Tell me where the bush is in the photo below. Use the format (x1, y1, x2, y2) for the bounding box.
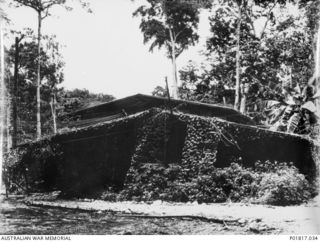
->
(256, 164, 312, 205)
(107, 160, 315, 206)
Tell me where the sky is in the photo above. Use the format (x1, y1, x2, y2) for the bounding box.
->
(3, 0, 210, 98)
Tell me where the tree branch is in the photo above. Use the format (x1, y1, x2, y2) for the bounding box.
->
(14, 0, 39, 10)
(175, 27, 187, 40)
(41, 8, 50, 19)
(224, 5, 238, 19)
(259, 0, 277, 39)
(244, 4, 256, 37)
(43, 1, 61, 10)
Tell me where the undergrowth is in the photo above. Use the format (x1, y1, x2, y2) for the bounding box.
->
(100, 160, 317, 206)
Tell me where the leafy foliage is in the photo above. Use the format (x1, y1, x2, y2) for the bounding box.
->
(179, 1, 315, 126)
(113, 111, 316, 205)
(134, 0, 206, 97)
(6, 36, 65, 141)
(264, 84, 318, 135)
(152, 85, 168, 98)
(133, 0, 201, 58)
(113, 160, 315, 206)
(12, 0, 91, 15)
(5, 34, 114, 143)
(11, 0, 91, 139)
(255, 161, 313, 205)
(58, 88, 115, 116)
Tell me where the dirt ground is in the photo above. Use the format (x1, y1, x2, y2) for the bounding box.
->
(21, 193, 320, 235)
(0, 196, 262, 235)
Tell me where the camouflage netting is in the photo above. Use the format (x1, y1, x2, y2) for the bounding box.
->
(4, 108, 318, 197)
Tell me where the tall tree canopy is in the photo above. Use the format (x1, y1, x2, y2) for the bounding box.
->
(179, 0, 315, 124)
(6, 36, 114, 143)
(6, 35, 65, 141)
(133, 0, 204, 98)
(12, 0, 91, 139)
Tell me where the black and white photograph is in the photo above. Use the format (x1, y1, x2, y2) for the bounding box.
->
(0, 0, 320, 238)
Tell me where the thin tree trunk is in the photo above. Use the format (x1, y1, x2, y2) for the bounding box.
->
(171, 56, 178, 99)
(50, 93, 57, 134)
(3, 37, 11, 151)
(36, 11, 42, 139)
(6, 97, 11, 152)
(234, 3, 242, 111)
(12, 37, 19, 148)
(222, 96, 226, 106)
(240, 93, 246, 114)
(0, 17, 6, 190)
(169, 28, 179, 99)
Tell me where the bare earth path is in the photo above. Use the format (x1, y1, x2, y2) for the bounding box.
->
(22, 194, 320, 235)
(0, 196, 256, 235)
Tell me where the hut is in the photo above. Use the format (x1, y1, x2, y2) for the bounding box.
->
(6, 94, 317, 196)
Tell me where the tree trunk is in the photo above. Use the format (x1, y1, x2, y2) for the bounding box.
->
(169, 28, 179, 99)
(0, 17, 6, 189)
(6, 99, 11, 152)
(240, 94, 246, 114)
(50, 93, 57, 134)
(36, 11, 42, 139)
(171, 56, 178, 99)
(234, 2, 242, 111)
(222, 96, 226, 106)
(12, 37, 19, 148)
